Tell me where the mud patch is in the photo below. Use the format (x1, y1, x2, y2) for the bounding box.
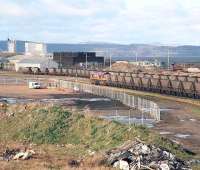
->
(0, 97, 111, 104)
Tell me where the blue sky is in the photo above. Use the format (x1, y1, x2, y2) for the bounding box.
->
(0, 0, 200, 45)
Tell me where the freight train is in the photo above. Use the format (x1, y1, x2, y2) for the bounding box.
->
(23, 68, 200, 99)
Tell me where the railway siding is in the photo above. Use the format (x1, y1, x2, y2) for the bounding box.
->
(22, 67, 200, 102)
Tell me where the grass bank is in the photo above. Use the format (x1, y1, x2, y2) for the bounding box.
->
(0, 104, 194, 159)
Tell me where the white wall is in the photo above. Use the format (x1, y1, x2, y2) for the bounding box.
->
(15, 59, 58, 72)
(15, 63, 40, 71)
(25, 42, 47, 56)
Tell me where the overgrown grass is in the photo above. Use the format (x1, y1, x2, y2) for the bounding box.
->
(0, 104, 195, 159)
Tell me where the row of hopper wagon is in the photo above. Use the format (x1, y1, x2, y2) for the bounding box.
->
(23, 67, 200, 99)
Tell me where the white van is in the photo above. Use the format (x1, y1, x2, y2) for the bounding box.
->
(28, 82, 41, 89)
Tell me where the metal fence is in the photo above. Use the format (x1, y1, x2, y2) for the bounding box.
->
(0, 77, 27, 85)
(0, 77, 56, 87)
(59, 80, 161, 121)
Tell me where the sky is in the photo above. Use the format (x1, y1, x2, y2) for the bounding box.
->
(0, 0, 200, 45)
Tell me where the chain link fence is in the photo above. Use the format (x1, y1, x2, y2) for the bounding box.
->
(59, 80, 160, 121)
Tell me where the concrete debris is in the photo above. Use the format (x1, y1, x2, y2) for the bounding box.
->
(160, 163, 170, 170)
(13, 152, 25, 160)
(106, 140, 192, 170)
(113, 160, 129, 170)
(1, 148, 35, 161)
(13, 149, 35, 160)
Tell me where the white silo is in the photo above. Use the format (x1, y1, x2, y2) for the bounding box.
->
(7, 39, 16, 53)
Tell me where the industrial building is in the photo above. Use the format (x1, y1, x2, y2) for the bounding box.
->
(6, 54, 57, 72)
(53, 52, 104, 68)
(4, 40, 57, 72)
(15, 58, 58, 72)
(25, 41, 47, 56)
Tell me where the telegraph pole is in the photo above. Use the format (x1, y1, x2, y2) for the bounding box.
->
(167, 50, 170, 70)
(104, 56, 106, 69)
(135, 52, 138, 62)
(86, 52, 88, 69)
(59, 53, 62, 69)
(109, 52, 112, 70)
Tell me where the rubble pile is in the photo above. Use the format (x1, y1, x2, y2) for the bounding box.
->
(106, 140, 191, 170)
(1, 148, 35, 161)
(68, 159, 82, 168)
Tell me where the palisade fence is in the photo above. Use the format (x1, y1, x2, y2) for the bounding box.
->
(59, 80, 161, 121)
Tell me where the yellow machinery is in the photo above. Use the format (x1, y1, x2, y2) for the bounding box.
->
(90, 71, 110, 85)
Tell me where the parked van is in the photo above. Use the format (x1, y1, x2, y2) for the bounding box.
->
(28, 82, 41, 89)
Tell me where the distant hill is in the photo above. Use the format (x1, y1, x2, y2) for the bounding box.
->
(0, 41, 8, 51)
(47, 43, 200, 59)
(0, 40, 25, 53)
(0, 40, 200, 62)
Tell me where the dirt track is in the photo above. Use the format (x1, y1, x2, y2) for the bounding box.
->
(152, 99, 200, 154)
(0, 85, 72, 99)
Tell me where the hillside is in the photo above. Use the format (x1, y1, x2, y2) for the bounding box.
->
(1, 41, 200, 62)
